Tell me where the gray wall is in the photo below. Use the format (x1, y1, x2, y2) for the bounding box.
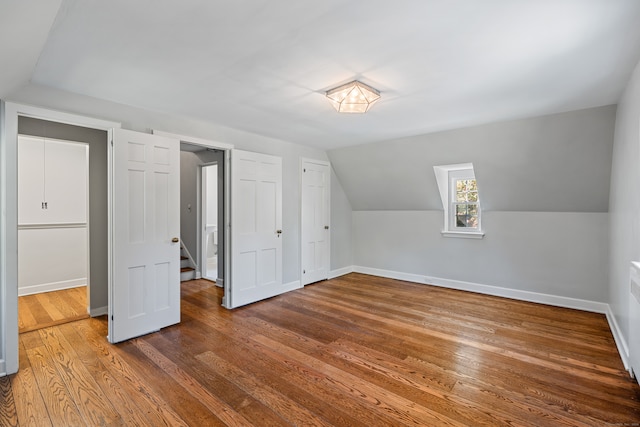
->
(18, 116, 108, 312)
(609, 57, 640, 346)
(354, 211, 608, 302)
(180, 151, 201, 267)
(329, 106, 615, 212)
(331, 106, 616, 303)
(330, 166, 353, 271)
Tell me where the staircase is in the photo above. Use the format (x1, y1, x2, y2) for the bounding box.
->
(180, 243, 197, 282)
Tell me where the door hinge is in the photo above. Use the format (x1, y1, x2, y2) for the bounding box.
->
(303, 270, 306, 274)
(110, 139, 114, 146)
(111, 315, 114, 321)
(304, 168, 306, 172)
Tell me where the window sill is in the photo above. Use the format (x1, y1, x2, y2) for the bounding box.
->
(441, 230, 485, 239)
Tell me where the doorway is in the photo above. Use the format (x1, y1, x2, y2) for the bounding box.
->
(179, 144, 225, 288)
(16, 117, 108, 333)
(202, 163, 219, 283)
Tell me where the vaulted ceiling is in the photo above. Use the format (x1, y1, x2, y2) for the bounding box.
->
(2, 0, 640, 150)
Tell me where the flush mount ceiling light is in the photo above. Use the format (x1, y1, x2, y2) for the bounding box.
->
(326, 80, 380, 113)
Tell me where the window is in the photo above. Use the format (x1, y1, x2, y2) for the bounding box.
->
(433, 163, 484, 238)
(450, 170, 479, 230)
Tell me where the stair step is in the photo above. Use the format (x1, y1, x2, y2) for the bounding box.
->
(181, 267, 195, 273)
(181, 256, 188, 260)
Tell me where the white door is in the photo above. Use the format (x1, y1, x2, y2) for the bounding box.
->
(228, 149, 283, 308)
(109, 128, 180, 343)
(301, 159, 330, 285)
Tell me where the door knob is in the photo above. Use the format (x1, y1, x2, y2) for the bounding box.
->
(276, 230, 282, 235)
(172, 237, 180, 243)
(324, 225, 329, 230)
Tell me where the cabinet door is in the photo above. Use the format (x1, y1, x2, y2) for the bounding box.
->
(45, 140, 88, 224)
(18, 136, 88, 225)
(18, 136, 46, 224)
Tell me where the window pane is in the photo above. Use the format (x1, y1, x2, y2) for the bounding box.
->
(455, 203, 479, 228)
(455, 179, 479, 203)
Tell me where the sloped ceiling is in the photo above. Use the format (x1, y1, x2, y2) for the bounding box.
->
(2, 0, 640, 150)
(328, 105, 616, 212)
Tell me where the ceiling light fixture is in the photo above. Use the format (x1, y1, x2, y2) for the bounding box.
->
(325, 80, 380, 113)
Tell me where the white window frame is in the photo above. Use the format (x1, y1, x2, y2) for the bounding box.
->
(434, 163, 484, 239)
(449, 169, 480, 232)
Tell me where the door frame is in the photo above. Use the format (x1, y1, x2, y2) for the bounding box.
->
(152, 131, 232, 300)
(200, 162, 220, 283)
(0, 101, 120, 376)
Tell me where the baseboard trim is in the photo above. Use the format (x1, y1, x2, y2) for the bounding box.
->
(606, 305, 631, 372)
(18, 278, 86, 296)
(90, 306, 108, 317)
(329, 266, 354, 279)
(0, 359, 5, 377)
(353, 265, 609, 313)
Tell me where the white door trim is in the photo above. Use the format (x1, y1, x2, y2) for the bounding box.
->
(0, 101, 120, 376)
(153, 130, 234, 151)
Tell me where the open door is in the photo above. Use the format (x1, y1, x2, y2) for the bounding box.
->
(109, 128, 180, 343)
(228, 149, 283, 308)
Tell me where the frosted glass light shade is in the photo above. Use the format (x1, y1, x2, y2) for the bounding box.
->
(326, 80, 380, 113)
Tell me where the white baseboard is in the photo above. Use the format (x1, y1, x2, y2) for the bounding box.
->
(0, 359, 5, 377)
(606, 305, 631, 372)
(90, 306, 108, 317)
(353, 265, 609, 313)
(215, 278, 224, 288)
(18, 278, 86, 296)
(329, 266, 354, 279)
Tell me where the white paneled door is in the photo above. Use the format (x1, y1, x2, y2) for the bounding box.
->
(110, 129, 180, 343)
(228, 149, 283, 308)
(301, 159, 330, 286)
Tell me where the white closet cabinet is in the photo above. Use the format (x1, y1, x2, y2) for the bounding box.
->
(18, 135, 89, 296)
(18, 135, 88, 225)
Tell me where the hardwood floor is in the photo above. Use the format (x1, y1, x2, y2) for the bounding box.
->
(2, 274, 639, 426)
(18, 286, 89, 334)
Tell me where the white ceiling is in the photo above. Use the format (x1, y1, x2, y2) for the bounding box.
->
(4, 0, 640, 150)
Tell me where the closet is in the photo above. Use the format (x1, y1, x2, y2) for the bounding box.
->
(18, 135, 89, 296)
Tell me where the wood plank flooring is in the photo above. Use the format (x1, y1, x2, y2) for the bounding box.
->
(18, 286, 89, 334)
(2, 273, 639, 426)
